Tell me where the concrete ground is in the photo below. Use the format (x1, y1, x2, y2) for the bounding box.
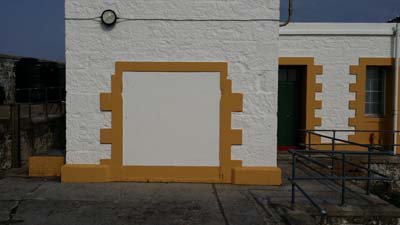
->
(0, 154, 399, 225)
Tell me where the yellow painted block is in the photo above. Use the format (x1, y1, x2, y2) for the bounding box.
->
(232, 167, 282, 185)
(61, 164, 110, 183)
(229, 93, 243, 112)
(230, 129, 242, 145)
(100, 128, 113, 144)
(29, 156, 65, 177)
(100, 93, 112, 111)
(100, 159, 111, 165)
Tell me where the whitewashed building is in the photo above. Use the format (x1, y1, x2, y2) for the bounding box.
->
(60, 0, 400, 185)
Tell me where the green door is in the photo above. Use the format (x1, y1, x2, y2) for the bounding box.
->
(277, 68, 300, 146)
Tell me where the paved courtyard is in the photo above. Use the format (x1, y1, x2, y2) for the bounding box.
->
(0, 156, 399, 225)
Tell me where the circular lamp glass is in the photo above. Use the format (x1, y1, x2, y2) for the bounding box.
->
(101, 10, 117, 26)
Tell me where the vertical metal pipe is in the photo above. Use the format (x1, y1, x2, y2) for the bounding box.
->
(340, 153, 346, 206)
(392, 131, 395, 152)
(331, 131, 336, 172)
(10, 104, 21, 168)
(16, 104, 21, 167)
(291, 153, 297, 208)
(10, 105, 17, 168)
(28, 88, 31, 103)
(59, 87, 62, 101)
(308, 132, 311, 150)
(367, 146, 372, 195)
(393, 22, 399, 155)
(280, 0, 293, 27)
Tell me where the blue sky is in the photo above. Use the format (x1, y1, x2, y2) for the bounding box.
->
(0, 0, 399, 62)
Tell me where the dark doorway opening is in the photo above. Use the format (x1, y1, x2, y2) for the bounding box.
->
(277, 66, 306, 150)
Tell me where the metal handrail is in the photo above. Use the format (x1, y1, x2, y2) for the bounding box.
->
(289, 149, 392, 215)
(289, 130, 395, 215)
(301, 129, 400, 153)
(300, 129, 400, 133)
(307, 131, 371, 148)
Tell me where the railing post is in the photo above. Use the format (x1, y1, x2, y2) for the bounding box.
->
(308, 132, 311, 150)
(366, 146, 372, 195)
(331, 131, 336, 172)
(340, 153, 346, 206)
(291, 153, 297, 209)
(28, 88, 31, 103)
(45, 87, 48, 103)
(392, 131, 396, 153)
(10, 104, 21, 168)
(59, 87, 62, 101)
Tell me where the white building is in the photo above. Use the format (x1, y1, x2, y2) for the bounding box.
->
(60, 0, 400, 185)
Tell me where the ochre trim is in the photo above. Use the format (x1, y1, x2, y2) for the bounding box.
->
(120, 166, 221, 183)
(230, 129, 243, 145)
(29, 156, 64, 177)
(61, 164, 110, 182)
(100, 159, 111, 165)
(99, 93, 112, 111)
(61, 62, 263, 183)
(100, 128, 112, 144)
(279, 57, 324, 144)
(349, 58, 400, 153)
(232, 167, 282, 185)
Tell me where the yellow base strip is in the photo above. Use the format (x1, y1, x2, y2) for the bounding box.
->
(61, 164, 110, 183)
(61, 164, 282, 185)
(120, 166, 220, 183)
(232, 167, 282, 185)
(29, 156, 64, 177)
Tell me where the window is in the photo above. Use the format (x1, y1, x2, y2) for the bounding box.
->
(365, 66, 387, 117)
(279, 67, 300, 82)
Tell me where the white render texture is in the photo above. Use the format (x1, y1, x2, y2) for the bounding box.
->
(122, 72, 220, 166)
(280, 23, 395, 141)
(65, 0, 280, 166)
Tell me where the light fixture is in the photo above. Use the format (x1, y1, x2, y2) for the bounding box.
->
(101, 9, 117, 26)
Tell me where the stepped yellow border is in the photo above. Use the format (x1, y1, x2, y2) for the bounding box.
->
(279, 57, 323, 144)
(61, 62, 281, 185)
(349, 58, 400, 153)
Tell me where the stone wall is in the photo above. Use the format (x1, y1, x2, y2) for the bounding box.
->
(0, 55, 18, 104)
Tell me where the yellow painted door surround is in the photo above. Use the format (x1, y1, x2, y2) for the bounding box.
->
(61, 62, 282, 185)
(349, 58, 400, 153)
(278, 57, 324, 145)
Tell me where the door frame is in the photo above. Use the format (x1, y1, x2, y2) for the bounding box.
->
(278, 57, 324, 145)
(277, 67, 302, 147)
(64, 62, 244, 183)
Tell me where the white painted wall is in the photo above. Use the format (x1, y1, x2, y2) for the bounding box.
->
(279, 23, 395, 140)
(65, 0, 280, 166)
(122, 72, 220, 166)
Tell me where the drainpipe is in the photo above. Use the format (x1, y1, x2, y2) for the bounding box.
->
(393, 22, 399, 155)
(280, 0, 293, 27)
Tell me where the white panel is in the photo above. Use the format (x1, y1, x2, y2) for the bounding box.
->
(122, 72, 220, 166)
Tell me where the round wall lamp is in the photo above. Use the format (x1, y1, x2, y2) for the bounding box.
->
(101, 9, 117, 26)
